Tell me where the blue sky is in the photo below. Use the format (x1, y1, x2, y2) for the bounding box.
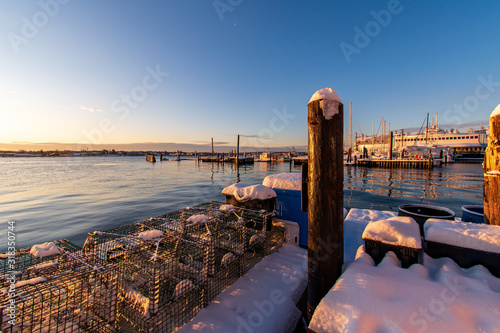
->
(1, 0, 499, 150)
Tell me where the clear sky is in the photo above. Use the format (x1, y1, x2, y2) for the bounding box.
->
(1, 0, 499, 151)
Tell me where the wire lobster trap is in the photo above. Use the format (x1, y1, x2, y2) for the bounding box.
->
(0, 202, 286, 333)
(144, 201, 274, 234)
(0, 240, 118, 333)
(82, 223, 154, 265)
(115, 233, 209, 333)
(0, 239, 81, 276)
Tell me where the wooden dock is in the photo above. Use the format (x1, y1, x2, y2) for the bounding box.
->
(201, 156, 254, 164)
(357, 159, 433, 169)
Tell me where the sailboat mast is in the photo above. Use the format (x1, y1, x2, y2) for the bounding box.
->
(350, 101, 353, 151)
(372, 120, 375, 153)
(425, 113, 429, 143)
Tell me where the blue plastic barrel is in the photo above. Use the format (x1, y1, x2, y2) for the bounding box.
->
(461, 205, 484, 223)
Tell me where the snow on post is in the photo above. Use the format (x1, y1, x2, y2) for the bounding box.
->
(484, 103, 500, 225)
(308, 87, 342, 120)
(307, 87, 344, 320)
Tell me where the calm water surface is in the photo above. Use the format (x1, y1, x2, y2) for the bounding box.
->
(0, 156, 483, 249)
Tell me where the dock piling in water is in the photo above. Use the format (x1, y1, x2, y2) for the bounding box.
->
(307, 88, 344, 320)
(484, 105, 500, 225)
(236, 134, 240, 169)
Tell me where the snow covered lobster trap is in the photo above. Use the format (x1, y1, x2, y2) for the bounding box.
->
(0, 240, 118, 333)
(0, 201, 285, 333)
(82, 201, 285, 332)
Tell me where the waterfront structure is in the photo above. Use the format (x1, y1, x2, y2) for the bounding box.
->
(356, 124, 487, 160)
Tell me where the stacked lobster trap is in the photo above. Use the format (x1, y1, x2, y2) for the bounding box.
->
(0, 240, 118, 333)
(1, 201, 285, 333)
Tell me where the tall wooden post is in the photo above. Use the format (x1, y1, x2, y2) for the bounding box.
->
(307, 88, 344, 320)
(388, 131, 393, 160)
(236, 134, 240, 169)
(484, 105, 500, 225)
(211, 138, 214, 157)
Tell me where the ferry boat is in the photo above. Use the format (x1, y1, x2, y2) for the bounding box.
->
(356, 123, 487, 163)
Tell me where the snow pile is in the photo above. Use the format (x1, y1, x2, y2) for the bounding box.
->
(13, 277, 46, 288)
(30, 242, 60, 258)
(362, 216, 422, 249)
(137, 229, 163, 241)
(173, 279, 196, 300)
(222, 183, 252, 196)
(219, 204, 236, 211)
(343, 208, 397, 263)
(308, 88, 342, 120)
(222, 183, 276, 202)
(424, 219, 500, 254)
(262, 173, 301, 191)
(2, 277, 47, 294)
(490, 104, 500, 118)
(309, 247, 500, 333)
(187, 214, 210, 224)
(177, 244, 308, 333)
(345, 208, 397, 225)
(34, 261, 59, 270)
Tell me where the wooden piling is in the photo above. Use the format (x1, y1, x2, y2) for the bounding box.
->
(211, 137, 214, 157)
(484, 105, 500, 225)
(236, 135, 240, 169)
(307, 89, 344, 320)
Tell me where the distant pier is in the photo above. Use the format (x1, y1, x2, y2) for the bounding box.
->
(356, 158, 433, 169)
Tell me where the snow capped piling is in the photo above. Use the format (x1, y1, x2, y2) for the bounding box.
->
(307, 88, 344, 320)
(483, 104, 500, 225)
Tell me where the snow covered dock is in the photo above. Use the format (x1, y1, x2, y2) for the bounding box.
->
(308, 209, 500, 333)
(176, 206, 500, 332)
(177, 244, 307, 333)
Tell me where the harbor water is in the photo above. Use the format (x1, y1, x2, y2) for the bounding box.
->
(0, 156, 483, 250)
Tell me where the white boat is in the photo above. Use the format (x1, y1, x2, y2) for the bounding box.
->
(259, 150, 272, 162)
(276, 153, 291, 162)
